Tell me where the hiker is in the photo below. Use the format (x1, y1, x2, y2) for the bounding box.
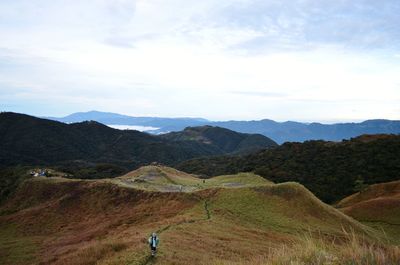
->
(148, 232, 159, 256)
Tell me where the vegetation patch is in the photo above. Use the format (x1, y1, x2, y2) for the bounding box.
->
(0, 224, 39, 265)
(211, 231, 400, 265)
(178, 135, 400, 203)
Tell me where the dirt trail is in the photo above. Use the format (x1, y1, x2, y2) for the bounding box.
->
(139, 199, 211, 265)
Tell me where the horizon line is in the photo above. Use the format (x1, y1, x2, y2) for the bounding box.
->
(2, 110, 399, 125)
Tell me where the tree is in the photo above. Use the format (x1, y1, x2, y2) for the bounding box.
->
(354, 177, 368, 193)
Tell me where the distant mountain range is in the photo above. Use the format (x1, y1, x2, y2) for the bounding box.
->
(46, 110, 207, 131)
(0, 112, 276, 170)
(47, 111, 400, 143)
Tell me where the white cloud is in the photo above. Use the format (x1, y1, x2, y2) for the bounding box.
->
(0, 0, 399, 121)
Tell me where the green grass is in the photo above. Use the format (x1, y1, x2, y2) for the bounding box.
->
(115, 166, 271, 192)
(361, 222, 400, 245)
(205, 172, 272, 188)
(210, 188, 298, 233)
(0, 224, 39, 265)
(209, 184, 374, 237)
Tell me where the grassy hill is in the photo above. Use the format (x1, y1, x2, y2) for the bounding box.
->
(337, 180, 400, 244)
(115, 165, 272, 192)
(178, 134, 400, 203)
(0, 165, 398, 265)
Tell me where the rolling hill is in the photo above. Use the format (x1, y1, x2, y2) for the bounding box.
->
(178, 134, 400, 203)
(161, 125, 277, 154)
(337, 180, 400, 244)
(47, 110, 400, 143)
(0, 112, 178, 167)
(116, 165, 272, 192)
(0, 112, 276, 169)
(1, 165, 396, 265)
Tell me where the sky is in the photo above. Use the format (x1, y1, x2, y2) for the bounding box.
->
(0, 0, 399, 122)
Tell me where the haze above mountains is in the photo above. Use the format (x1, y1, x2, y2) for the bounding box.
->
(48, 110, 400, 144)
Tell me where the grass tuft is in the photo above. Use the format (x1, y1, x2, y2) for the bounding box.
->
(56, 241, 128, 265)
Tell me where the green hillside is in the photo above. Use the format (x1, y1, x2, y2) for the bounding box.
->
(0, 112, 195, 167)
(1, 166, 398, 265)
(178, 134, 400, 203)
(114, 165, 272, 192)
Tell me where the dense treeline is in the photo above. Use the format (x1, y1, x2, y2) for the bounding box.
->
(178, 134, 400, 203)
(162, 125, 277, 153)
(0, 166, 30, 204)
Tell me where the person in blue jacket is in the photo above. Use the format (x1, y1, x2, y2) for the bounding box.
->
(148, 232, 160, 256)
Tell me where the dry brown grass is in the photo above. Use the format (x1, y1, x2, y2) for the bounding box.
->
(337, 180, 400, 208)
(0, 179, 201, 264)
(55, 241, 127, 265)
(2, 176, 399, 265)
(211, 230, 400, 265)
(337, 180, 400, 245)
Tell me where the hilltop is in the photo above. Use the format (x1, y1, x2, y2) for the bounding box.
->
(337, 180, 400, 244)
(1, 165, 394, 265)
(115, 165, 272, 192)
(178, 134, 400, 203)
(161, 125, 277, 153)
